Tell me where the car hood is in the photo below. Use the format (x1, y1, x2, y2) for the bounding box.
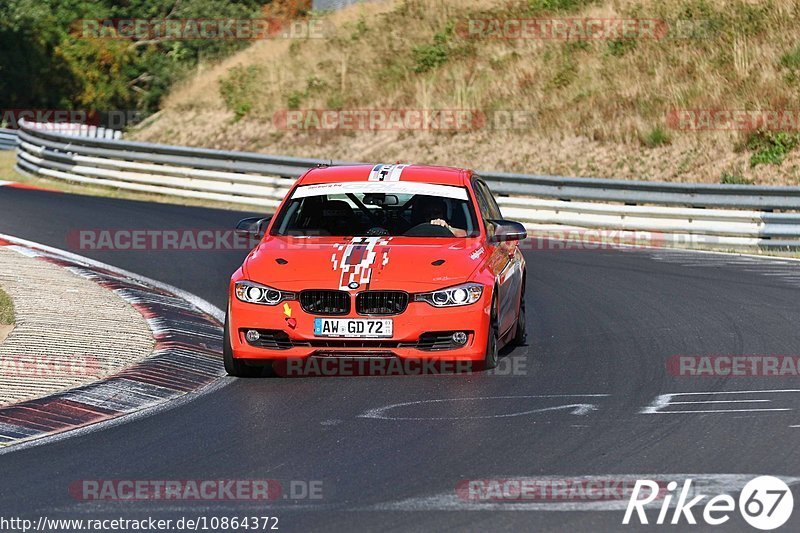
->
(243, 236, 485, 292)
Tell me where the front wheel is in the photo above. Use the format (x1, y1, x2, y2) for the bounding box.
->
(482, 298, 499, 370)
(223, 311, 263, 378)
(512, 286, 527, 346)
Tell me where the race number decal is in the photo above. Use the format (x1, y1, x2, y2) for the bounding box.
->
(368, 164, 408, 182)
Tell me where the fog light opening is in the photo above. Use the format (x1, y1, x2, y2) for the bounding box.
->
(452, 331, 468, 345)
(245, 330, 261, 342)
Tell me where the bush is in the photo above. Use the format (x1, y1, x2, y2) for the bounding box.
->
(720, 170, 752, 185)
(352, 16, 368, 40)
(412, 22, 454, 73)
(746, 131, 800, 168)
(640, 126, 671, 148)
(780, 45, 800, 71)
(287, 91, 304, 110)
(528, 0, 596, 13)
(607, 39, 638, 57)
(219, 65, 261, 121)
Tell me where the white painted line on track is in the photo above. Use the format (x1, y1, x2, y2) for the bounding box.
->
(647, 247, 800, 264)
(669, 400, 771, 404)
(641, 390, 800, 415)
(646, 409, 792, 414)
(359, 394, 610, 420)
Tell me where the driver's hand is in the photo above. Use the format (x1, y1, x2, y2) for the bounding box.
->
(430, 219, 449, 228)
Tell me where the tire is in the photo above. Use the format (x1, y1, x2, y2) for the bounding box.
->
(482, 296, 499, 370)
(512, 284, 528, 346)
(223, 311, 263, 378)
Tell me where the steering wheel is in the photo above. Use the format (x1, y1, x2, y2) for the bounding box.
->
(403, 223, 454, 237)
(366, 227, 390, 237)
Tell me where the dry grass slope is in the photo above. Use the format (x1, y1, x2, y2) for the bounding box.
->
(132, 0, 800, 185)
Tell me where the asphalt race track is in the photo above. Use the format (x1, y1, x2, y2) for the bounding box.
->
(1, 186, 799, 531)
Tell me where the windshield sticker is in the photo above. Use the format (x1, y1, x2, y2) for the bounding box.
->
(293, 181, 468, 200)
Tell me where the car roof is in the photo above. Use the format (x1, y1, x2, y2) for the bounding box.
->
(297, 164, 471, 186)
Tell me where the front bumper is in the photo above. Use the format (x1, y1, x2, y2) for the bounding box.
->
(228, 291, 491, 362)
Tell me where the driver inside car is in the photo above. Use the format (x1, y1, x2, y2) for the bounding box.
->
(323, 199, 360, 235)
(415, 197, 467, 237)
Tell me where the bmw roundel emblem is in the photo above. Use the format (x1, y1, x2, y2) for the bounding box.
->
(348, 282, 359, 290)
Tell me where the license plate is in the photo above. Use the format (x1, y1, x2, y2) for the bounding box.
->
(313, 318, 393, 338)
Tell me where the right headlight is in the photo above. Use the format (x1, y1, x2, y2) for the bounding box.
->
(235, 281, 295, 305)
(414, 283, 483, 307)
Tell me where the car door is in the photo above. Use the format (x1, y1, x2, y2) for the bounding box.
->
(472, 178, 522, 335)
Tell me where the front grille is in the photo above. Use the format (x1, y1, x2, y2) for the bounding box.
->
(300, 290, 350, 315)
(312, 351, 396, 358)
(308, 339, 400, 348)
(356, 291, 409, 315)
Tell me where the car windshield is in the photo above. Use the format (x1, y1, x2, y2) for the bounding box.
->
(271, 182, 480, 238)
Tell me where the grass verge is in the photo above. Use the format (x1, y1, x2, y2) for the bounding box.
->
(0, 288, 13, 326)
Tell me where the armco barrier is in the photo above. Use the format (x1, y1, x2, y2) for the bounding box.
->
(0, 128, 17, 151)
(13, 119, 800, 251)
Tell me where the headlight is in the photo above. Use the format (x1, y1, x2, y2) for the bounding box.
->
(414, 283, 483, 307)
(235, 281, 296, 305)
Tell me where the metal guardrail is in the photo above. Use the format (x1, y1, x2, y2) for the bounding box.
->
(13, 119, 800, 251)
(0, 128, 18, 151)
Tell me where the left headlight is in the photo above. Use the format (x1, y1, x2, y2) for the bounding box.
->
(235, 281, 296, 305)
(414, 282, 483, 307)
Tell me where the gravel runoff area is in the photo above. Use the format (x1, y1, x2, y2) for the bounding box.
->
(0, 245, 155, 406)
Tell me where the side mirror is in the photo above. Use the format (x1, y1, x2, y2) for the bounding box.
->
(488, 220, 527, 243)
(235, 216, 272, 239)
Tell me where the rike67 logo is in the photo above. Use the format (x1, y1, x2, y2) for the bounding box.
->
(623, 476, 793, 530)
